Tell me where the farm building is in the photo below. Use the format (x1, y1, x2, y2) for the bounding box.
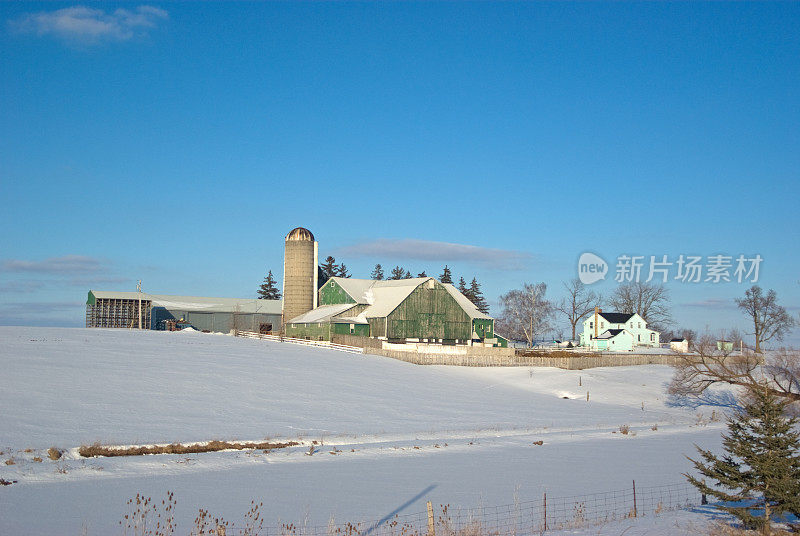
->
(285, 276, 497, 345)
(86, 291, 281, 333)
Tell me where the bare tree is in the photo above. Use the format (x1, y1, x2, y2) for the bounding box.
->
(554, 278, 601, 342)
(497, 283, 553, 348)
(608, 281, 671, 330)
(669, 333, 800, 405)
(735, 285, 795, 353)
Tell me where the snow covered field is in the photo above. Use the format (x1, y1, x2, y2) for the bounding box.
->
(0, 327, 732, 535)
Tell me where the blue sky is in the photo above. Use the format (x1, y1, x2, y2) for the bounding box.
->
(1, 2, 798, 344)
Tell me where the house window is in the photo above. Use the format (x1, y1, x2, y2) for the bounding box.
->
(638, 322, 641, 328)
(590, 322, 593, 329)
(651, 333, 655, 342)
(600, 322, 604, 329)
(638, 334, 641, 342)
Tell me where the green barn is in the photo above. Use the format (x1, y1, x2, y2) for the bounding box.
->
(285, 277, 496, 345)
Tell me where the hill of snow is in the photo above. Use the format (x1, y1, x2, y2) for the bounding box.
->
(0, 327, 731, 535)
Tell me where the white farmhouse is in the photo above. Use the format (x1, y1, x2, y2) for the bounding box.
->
(579, 309, 660, 352)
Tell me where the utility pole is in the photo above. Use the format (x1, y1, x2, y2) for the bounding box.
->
(137, 280, 142, 330)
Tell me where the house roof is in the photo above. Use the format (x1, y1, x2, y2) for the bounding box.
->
(595, 329, 627, 340)
(88, 291, 282, 315)
(670, 338, 686, 342)
(287, 303, 355, 324)
(598, 312, 635, 324)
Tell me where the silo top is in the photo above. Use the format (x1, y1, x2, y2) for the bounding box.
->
(286, 227, 315, 242)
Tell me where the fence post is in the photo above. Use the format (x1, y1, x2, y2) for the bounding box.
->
(632, 480, 637, 518)
(426, 501, 435, 536)
(543, 492, 547, 532)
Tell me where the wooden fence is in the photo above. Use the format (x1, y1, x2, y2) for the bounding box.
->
(241, 331, 687, 369)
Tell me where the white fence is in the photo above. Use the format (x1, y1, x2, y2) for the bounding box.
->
(236, 331, 364, 354)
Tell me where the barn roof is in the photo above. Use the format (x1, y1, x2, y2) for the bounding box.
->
(324, 277, 492, 320)
(442, 283, 492, 320)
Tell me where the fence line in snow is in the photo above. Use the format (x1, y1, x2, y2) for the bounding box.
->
(203, 480, 701, 536)
(235, 331, 364, 354)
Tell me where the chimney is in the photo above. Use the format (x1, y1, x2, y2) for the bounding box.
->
(594, 306, 599, 338)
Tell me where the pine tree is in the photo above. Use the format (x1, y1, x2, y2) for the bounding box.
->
(404, 270, 412, 279)
(371, 264, 384, 280)
(320, 256, 338, 279)
(417, 271, 427, 278)
(686, 386, 800, 532)
(336, 263, 351, 278)
(457, 277, 470, 298)
(257, 270, 281, 300)
(469, 277, 490, 314)
(388, 266, 406, 280)
(439, 265, 453, 284)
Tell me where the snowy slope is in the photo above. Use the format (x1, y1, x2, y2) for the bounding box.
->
(0, 327, 731, 535)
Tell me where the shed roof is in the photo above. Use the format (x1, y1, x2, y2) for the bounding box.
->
(287, 303, 355, 324)
(88, 291, 282, 315)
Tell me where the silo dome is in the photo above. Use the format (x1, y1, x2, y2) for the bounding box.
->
(286, 227, 315, 242)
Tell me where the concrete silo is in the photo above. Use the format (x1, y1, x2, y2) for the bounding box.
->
(282, 227, 318, 327)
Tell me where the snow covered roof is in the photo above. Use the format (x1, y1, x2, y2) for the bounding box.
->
(88, 291, 282, 315)
(595, 329, 627, 340)
(326, 277, 431, 305)
(324, 277, 492, 320)
(287, 303, 356, 324)
(442, 283, 492, 320)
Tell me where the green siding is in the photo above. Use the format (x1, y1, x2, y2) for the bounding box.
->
(369, 317, 386, 337)
(319, 280, 356, 305)
(494, 334, 509, 348)
(285, 322, 332, 341)
(87, 291, 96, 305)
(472, 318, 493, 339)
(383, 281, 472, 340)
(332, 322, 370, 337)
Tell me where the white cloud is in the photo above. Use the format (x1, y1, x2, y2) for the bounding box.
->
(9, 5, 168, 43)
(0, 255, 107, 274)
(334, 238, 533, 270)
(683, 298, 737, 309)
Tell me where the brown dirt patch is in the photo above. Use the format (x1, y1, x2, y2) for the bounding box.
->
(78, 439, 299, 458)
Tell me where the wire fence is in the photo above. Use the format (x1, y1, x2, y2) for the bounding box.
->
(191, 480, 702, 536)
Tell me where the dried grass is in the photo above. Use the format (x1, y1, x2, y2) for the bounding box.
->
(79, 439, 299, 458)
(47, 447, 62, 460)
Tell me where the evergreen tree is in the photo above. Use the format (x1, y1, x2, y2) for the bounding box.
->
(686, 386, 800, 532)
(257, 270, 281, 300)
(320, 256, 338, 279)
(389, 266, 406, 280)
(439, 265, 453, 284)
(457, 277, 470, 298)
(371, 264, 384, 280)
(417, 271, 427, 278)
(469, 277, 490, 314)
(404, 270, 413, 279)
(336, 263, 351, 278)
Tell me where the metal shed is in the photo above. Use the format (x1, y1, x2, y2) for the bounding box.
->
(86, 291, 282, 333)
